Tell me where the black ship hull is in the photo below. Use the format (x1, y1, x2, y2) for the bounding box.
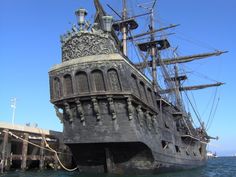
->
(69, 142, 206, 174)
(49, 52, 207, 174)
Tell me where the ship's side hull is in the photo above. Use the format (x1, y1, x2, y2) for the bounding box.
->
(49, 53, 207, 174)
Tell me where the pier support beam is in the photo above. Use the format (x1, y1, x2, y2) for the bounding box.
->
(1, 129, 9, 173)
(53, 153, 59, 170)
(21, 133, 29, 171)
(39, 135, 45, 170)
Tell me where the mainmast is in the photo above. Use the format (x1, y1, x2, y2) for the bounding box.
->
(150, 1, 158, 92)
(137, 0, 160, 92)
(112, 0, 138, 56)
(173, 65, 184, 108)
(122, 0, 128, 55)
(110, 0, 226, 104)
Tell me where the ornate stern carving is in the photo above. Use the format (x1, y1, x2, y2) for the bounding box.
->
(75, 100, 85, 123)
(136, 105, 144, 126)
(59, 7, 118, 62)
(127, 97, 134, 120)
(145, 111, 152, 130)
(107, 97, 116, 120)
(61, 32, 119, 61)
(54, 105, 63, 123)
(64, 102, 73, 123)
(152, 115, 158, 133)
(92, 97, 101, 121)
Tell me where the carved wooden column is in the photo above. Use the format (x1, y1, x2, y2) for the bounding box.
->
(76, 99, 85, 123)
(64, 102, 73, 123)
(146, 111, 152, 130)
(127, 97, 133, 120)
(92, 97, 101, 121)
(107, 97, 116, 120)
(136, 105, 144, 126)
(21, 133, 29, 171)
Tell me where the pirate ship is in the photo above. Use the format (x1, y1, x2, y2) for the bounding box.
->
(49, 0, 225, 174)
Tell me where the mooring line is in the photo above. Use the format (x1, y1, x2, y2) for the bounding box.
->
(2, 130, 78, 172)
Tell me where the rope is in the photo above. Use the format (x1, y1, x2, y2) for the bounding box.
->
(43, 137, 78, 172)
(2, 130, 77, 172)
(207, 97, 220, 130)
(4, 130, 55, 153)
(39, 129, 78, 172)
(206, 87, 218, 129)
(183, 91, 203, 128)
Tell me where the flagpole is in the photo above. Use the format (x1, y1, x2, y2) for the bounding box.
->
(11, 98, 16, 126)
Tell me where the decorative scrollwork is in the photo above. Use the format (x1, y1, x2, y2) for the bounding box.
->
(54, 105, 63, 123)
(145, 111, 152, 131)
(62, 32, 118, 61)
(76, 99, 85, 122)
(152, 115, 158, 134)
(64, 102, 73, 123)
(127, 97, 133, 120)
(136, 105, 143, 126)
(107, 97, 116, 120)
(92, 97, 101, 121)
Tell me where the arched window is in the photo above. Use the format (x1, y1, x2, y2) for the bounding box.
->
(108, 69, 121, 91)
(92, 70, 106, 91)
(53, 77, 62, 99)
(131, 74, 140, 96)
(75, 72, 89, 93)
(64, 74, 73, 96)
(139, 81, 147, 102)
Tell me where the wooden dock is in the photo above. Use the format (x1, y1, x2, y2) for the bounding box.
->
(0, 122, 73, 172)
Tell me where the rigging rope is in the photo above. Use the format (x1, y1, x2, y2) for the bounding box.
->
(206, 87, 218, 129)
(183, 90, 204, 128)
(207, 97, 220, 130)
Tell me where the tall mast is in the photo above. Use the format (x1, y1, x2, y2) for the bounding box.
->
(122, 0, 128, 56)
(150, 2, 157, 92)
(174, 65, 182, 108)
(137, 0, 158, 92)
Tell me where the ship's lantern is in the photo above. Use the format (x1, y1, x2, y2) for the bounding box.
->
(102, 16, 113, 32)
(75, 8, 87, 28)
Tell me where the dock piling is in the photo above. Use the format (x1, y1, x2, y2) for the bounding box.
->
(21, 133, 29, 171)
(1, 129, 9, 173)
(39, 135, 45, 170)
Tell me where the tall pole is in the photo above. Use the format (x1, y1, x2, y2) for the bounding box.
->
(174, 65, 182, 109)
(122, 0, 127, 56)
(150, 8, 157, 92)
(11, 98, 16, 126)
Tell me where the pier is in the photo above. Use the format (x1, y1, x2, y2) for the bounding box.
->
(0, 122, 73, 172)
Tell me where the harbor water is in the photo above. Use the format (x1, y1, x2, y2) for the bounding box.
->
(1, 157, 236, 177)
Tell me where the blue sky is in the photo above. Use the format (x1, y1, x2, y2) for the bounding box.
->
(0, 0, 235, 156)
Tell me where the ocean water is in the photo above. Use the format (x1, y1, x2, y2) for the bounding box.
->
(1, 157, 236, 177)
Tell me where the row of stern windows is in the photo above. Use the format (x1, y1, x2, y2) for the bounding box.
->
(52, 69, 121, 99)
(52, 69, 156, 107)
